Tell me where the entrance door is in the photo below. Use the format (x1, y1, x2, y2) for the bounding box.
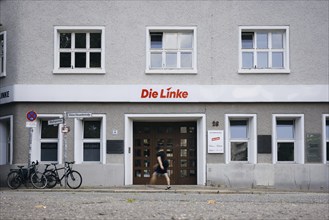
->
(133, 122, 197, 185)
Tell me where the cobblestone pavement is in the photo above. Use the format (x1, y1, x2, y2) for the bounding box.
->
(0, 188, 328, 220)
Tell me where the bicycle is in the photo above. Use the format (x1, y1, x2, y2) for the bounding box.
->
(44, 161, 82, 189)
(7, 161, 47, 189)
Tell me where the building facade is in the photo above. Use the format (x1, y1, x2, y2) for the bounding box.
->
(0, 0, 328, 190)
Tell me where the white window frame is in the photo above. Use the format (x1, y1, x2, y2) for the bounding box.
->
(0, 115, 13, 165)
(53, 26, 105, 74)
(225, 114, 257, 164)
(74, 114, 106, 164)
(239, 26, 290, 74)
(322, 114, 329, 164)
(0, 31, 7, 77)
(146, 26, 197, 74)
(31, 114, 63, 164)
(272, 114, 304, 164)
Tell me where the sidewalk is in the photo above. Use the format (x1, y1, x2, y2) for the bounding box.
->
(1, 185, 327, 194)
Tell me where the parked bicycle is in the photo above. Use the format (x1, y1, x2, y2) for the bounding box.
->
(7, 161, 47, 189)
(44, 161, 82, 189)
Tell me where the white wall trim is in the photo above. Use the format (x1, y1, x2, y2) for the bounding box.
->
(1, 84, 328, 104)
(124, 113, 206, 185)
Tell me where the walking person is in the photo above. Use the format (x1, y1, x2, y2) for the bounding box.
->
(150, 146, 171, 190)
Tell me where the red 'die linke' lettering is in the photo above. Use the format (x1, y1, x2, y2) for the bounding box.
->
(141, 87, 189, 99)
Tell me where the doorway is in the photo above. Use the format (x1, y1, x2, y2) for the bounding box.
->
(133, 122, 197, 185)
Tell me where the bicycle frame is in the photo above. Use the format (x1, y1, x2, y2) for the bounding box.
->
(48, 163, 73, 186)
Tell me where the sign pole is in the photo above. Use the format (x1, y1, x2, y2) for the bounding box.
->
(63, 111, 68, 188)
(26, 110, 37, 178)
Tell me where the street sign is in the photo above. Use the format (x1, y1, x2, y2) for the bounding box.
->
(26, 121, 37, 128)
(26, 111, 37, 121)
(67, 113, 92, 118)
(48, 118, 64, 125)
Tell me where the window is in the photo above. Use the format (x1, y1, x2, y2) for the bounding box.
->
(31, 114, 63, 163)
(239, 26, 290, 74)
(40, 120, 59, 162)
(74, 114, 106, 164)
(225, 114, 257, 164)
(0, 31, 6, 77)
(83, 120, 101, 161)
(53, 26, 105, 74)
(146, 26, 197, 74)
(272, 114, 304, 164)
(323, 114, 329, 164)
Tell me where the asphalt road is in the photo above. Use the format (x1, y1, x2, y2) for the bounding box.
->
(0, 189, 328, 220)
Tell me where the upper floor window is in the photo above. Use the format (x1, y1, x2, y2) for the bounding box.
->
(0, 31, 7, 77)
(239, 26, 290, 74)
(146, 26, 197, 74)
(53, 26, 105, 74)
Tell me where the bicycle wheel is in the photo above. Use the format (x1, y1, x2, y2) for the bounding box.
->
(66, 170, 82, 189)
(44, 171, 57, 188)
(7, 171, 22, 189)
(31, 171, 47, 189)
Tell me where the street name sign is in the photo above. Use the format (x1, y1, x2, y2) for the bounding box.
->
(48, 118, 64, 125)
(67, 113, 92, 118)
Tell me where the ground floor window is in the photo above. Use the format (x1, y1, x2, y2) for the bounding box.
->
(273, 114, 304, 164)
(74, 114, 106, 164)
(225, 114, 257, 164)
(323, 114, 329, 163)
(0, 115, 13, 165)
(32, 114, 63, 163)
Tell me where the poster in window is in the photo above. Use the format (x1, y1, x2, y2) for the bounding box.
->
(208, 130, 224, 153)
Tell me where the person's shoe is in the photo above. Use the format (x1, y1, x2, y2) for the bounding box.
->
(165, 186, 171, 190)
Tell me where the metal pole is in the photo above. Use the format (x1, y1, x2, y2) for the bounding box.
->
(28, 127, 33, 178)
(63, 111, 68, 188)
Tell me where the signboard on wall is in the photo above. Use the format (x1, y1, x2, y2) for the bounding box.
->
(208, 130, 224, 153)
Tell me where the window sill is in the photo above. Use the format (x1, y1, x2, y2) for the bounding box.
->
(238, 69, 290, 74)
(53, 68, 105, 75)
(145, 69, 197, 75)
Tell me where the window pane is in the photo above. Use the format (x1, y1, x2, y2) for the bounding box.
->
(150, 32, 162, 49)
(75, 52, 86, 68)
(326, 120, 329, 139)
(257, 32, 268, 49)
(272, 52, 283, 68)
(84, 121, 101, 138)
(180, 33, 193, 49)
(277, 120, 294, 139)
(60, 33, 71, 48)
(41, 143, 58, 161)
(165, 33, 178, 49)
(257, 52, 268, 68)
(166, 52, 177, 68)
(41, 121, 58, 138)
(150, 53, 162, 68)
(327, 142, 329, 161)
(272, 32, 283, 49)
(231, 142, 248, 161)
(90, 33, 101, 48)
(242, 32, 253, 49)
(83, 143, 100, 161)
(230, 120, 248, 139)
(75, 33, 86, 48)
(278, 143, 294, 161)
(242, 52, 253, 68)
(181, 52, 192, 68)
(90, 52, 101, 67)
(60, 52, 71, 68)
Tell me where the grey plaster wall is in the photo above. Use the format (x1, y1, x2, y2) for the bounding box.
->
(0, 0, 328, 87)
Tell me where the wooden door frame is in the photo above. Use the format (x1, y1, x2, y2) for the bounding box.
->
(124, 114, 206, 185)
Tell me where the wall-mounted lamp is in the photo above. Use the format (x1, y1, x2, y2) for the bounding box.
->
(212, 121, 219, 127)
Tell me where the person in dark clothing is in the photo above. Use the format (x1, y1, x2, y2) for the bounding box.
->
(150, 146, 171, 190)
